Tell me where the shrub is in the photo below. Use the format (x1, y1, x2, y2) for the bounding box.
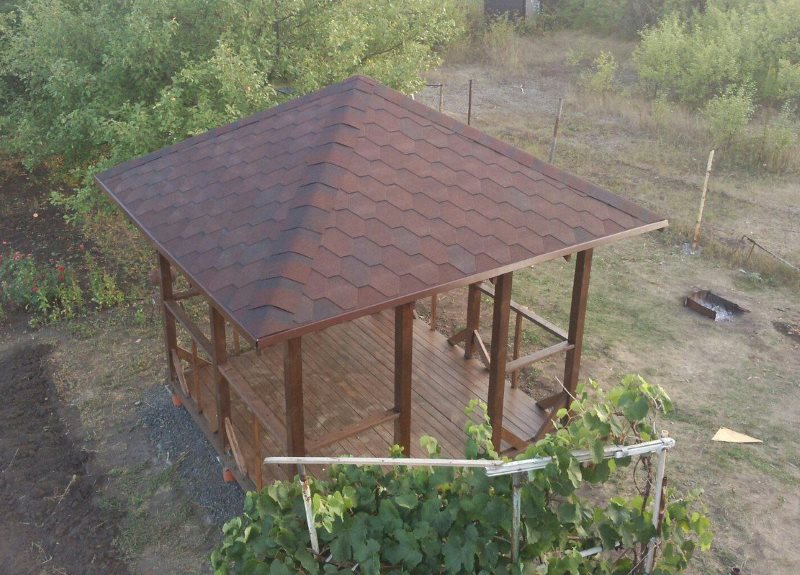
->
(212, 376, 711, 574)
(0, 248, 85, 322)
(703, 86, 755, 149)
(582, 51, 618, 94)
(634, 1, 800, 108)
(85, 252, 125, 309)
(0, 0, 463, 222)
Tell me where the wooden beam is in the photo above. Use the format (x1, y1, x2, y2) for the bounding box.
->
(478, 282, 568, 341)
(284, 337, 305, 456)
(537, 390, 568, 410)
(172, 287, 201, 301)
(394, 302, 414, 456)
(487, 272, 513, 450)
(306, 409, 400, 453)
(164, 300, 213, 357)
(505, 341, 574, 374)
(447, 327, 469, 346)
(534, 394, 570, 441)
(563, 249, 593, 401)
(464, 283, 481, 359)
(473, 330, 491, 369)
(210, 305, 230, 449)
(252, 416, 263, 490)
(511, 313, 523, 388)
(501, 427, 530, 452)
(158, 254, 177, 381)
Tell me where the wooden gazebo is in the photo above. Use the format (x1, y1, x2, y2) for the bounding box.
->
(96, 76, 667, 488)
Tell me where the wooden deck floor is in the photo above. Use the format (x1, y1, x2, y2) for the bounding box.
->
(186, 310, 547, 486)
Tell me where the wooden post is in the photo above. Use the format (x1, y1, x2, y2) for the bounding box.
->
(252, 415, 263, 490)
(429, 294, 438, 331)
(394, 303, 414, 456)
(548, 97, 564, 164)
(467, 79, 473, 125)
(510, 312, 523, 388)
(692, 149, 715, 251)
(158, 254, 177, 381)
(284, 337, 305, 457)
(464, 283, 481, 359)
(438, 83, 444, 113)
(210, 305, 230, 448)
(562, 250, 593, 401)
(487, 272, 513, 450)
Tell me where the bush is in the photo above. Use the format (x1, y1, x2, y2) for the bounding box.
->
(544, 0, 703, 38)
(703, 86, 755, 149)
(0, 248, 84, 322)
(634, 1, 800, 108)
(582, 51, 618, 94)
(0, 0, 463, 221)
(212, 376, 711, 574)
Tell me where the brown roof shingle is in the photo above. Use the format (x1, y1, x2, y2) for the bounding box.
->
(96, 75, 667, 347)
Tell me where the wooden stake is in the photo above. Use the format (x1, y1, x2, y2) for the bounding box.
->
(438, 83, 444, 113)
(467, 79, 473, 126)
(548, 98, 564, 164)
(692, 149, 715, 251)
(511, 312, 523, 388)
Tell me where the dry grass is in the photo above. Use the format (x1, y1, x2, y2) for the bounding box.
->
(425, 26, 800, 574)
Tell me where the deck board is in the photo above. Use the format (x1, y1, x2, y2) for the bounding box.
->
(187, 310, 547, 485)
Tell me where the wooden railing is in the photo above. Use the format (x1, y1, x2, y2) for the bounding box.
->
(476, 282, 571, 388)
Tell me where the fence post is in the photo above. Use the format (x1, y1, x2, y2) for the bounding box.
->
(467, 79, 473, 125)
(549, 98, 564, 164)
(644, 446, 668, 574)
(691, 149, 715, 251)
(511, 473, 522, 563)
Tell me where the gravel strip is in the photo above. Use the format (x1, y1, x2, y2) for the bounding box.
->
(138, 385, 245, 526)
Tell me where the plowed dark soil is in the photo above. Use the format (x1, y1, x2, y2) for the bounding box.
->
(0, 343, 129, 575)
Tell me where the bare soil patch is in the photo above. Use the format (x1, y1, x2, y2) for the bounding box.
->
(0, 343, 128, 574)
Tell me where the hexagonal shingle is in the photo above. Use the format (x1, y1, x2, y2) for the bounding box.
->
(97, 75, 666, 346)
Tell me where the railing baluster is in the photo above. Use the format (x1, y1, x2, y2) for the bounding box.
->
(511, 312, 523, 388)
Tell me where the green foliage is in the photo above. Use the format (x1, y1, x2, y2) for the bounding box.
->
(634, 1, 800, 108)
(0, 247, 84, 322)
(545, 0, 702, 38)
(212, 376, 711, 574)
(85, 252, 125, 309)
(0, 0, 462, 221)
(582, 51, 618, 94)
(703, 86, 755, 148)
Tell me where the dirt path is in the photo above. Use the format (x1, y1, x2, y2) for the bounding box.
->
(0, 343, 129, 574)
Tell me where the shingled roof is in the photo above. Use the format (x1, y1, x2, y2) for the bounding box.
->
(96, 75, 667, 348)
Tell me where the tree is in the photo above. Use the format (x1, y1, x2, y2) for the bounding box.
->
(0, 0, 462, 219)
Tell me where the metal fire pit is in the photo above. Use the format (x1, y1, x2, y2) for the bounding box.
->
(684, 290, 749, 321)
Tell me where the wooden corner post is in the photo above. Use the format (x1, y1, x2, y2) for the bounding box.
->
(394, 302, 414, 456)
(563, 249, 593, 402)
(464, 282, 481, 359)
(209, 305, 230, 448)
(284, 337, 306, 457)
(158, 254, 177, 382)
(487, 272, 513, 450)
